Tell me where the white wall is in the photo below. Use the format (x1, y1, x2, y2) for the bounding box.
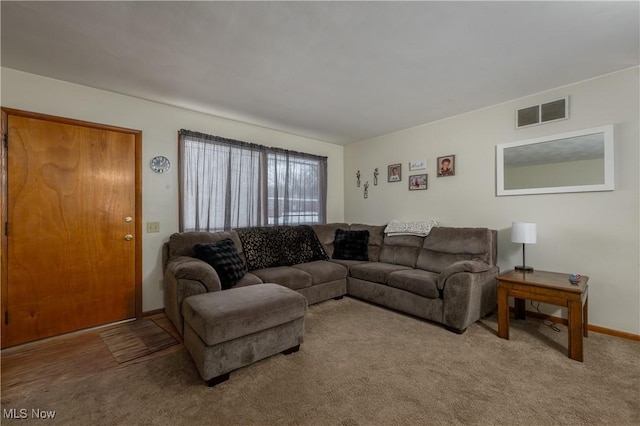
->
(3, 67, 638, 334)
(344, 68, 639, 334)
(1, 68, 345, 312)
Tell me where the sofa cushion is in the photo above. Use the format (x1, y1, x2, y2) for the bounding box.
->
(291, 260, 348, 285)
(311, 223, 349, 258)
(379, 234, 424, 268)
(332, 229, 370, 261)
(417, 227, 494, 273)
(182, 283, 307, 346)
(193, 239, 247, 290)
(329, 258, 369, 272)
(387, 269, 440, 299)
(349, 224, 386, 262)
(233, 272, 264, 288)
(168, 231, 243, 261)
(349, 262, 412, 284)
(250, 266, 312, 290)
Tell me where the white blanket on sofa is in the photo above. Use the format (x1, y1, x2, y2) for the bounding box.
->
(384, 219, 437, 237)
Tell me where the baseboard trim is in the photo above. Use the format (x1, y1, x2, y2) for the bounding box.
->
(143, 308, 165, 317)
(510, 307, 640, 341)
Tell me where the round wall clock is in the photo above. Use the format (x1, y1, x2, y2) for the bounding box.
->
(150, 155, 171, 174)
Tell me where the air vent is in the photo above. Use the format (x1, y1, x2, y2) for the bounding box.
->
(516, 97, 568, 129)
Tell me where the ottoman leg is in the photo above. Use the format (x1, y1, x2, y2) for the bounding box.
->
(206, 372, 230, 387)
(281, 344, 300, 355)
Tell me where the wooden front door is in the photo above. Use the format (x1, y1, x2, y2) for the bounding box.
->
(1, 109, 141, 347)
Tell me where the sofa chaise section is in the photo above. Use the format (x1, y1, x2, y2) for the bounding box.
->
(163, 227, 348, 335)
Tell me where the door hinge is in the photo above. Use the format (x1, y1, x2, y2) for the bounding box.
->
(4, 311, 8, 325)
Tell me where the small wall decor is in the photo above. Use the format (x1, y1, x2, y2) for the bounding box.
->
(409, 174, 428, 190)
(409, 160, 426, 171)
(150, 155, 171, 174)
(356, 170, 361, 187)
(364, 181, 369, 199)
(373, 168, 379, 186)
(388, 163, 402, 182)
(437, 155, 455, 177)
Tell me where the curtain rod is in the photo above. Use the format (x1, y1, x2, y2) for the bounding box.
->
(179, 129, 327, 161)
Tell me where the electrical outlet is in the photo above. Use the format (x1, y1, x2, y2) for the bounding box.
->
(147, 222, 160, 233)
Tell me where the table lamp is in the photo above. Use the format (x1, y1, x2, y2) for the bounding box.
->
(511, 222, 536, 272)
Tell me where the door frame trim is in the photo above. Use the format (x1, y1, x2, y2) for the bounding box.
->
(1, 108, 143, 347)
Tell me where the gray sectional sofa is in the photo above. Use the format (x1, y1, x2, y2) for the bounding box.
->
(163, 223, 499, 336)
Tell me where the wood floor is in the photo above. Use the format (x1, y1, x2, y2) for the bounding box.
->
(1, 313, 184, 400)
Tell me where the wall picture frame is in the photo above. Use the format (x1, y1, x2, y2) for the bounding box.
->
(409, 160, 426, 171)
(437, 155, 455, 177)
(388, 163, 402, 182)
(409, 174, 428, 190)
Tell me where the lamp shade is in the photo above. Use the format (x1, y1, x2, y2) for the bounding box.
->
(511, 222, 537, 244)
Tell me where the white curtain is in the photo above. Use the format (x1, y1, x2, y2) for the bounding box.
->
(267, 149, 327, 225)
(179, 130, 327, 232)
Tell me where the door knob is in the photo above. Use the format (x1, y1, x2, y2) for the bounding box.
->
(124, 216, 133, 223)
(124, 234, 133, 241)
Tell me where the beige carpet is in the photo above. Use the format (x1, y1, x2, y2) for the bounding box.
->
(2, 297, 638, 425)
(99, 319, 179, 363)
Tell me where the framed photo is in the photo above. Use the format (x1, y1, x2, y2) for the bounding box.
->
(409, 160, 426, 171)
(409, 174, 428, 190)
(437, 155, 455, 177)
(388, 163, 402, 182)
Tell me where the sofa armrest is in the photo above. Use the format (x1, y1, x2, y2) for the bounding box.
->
(440, 266, 499, 332)
(164, 256, 222, 336)
(437, 260, 491, 290)
(166, 256, 222, 293)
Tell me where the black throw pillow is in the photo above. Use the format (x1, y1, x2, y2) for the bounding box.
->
(332, 229, 369, 261)
(193, 239, 247, 290)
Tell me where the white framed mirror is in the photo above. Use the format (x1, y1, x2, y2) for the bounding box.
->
(496, 125, 614, 196)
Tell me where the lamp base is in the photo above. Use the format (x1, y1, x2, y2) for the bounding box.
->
(515, 265, 534, 272)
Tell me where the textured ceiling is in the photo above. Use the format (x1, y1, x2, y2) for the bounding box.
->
(1, 1, 638, 145)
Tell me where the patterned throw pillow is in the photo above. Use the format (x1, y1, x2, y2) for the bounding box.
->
(332, 229, 370, 261)
(237, 227, 284, 270)
(193, 239, 247, 290)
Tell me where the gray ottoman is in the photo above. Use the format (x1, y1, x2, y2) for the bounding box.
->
(182, 283, 307, 387)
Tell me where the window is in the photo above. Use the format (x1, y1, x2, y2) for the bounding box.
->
(179, 130, 327, 232)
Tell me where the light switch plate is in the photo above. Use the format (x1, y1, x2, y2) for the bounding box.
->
(147, 222, 160, 233)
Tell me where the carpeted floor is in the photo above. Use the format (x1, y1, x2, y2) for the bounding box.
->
(1, 297, 638, 425)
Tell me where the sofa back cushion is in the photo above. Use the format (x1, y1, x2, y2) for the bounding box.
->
(167, 231, 244, 262)
(379, 234, 424, 268)
(310, 223, 350, 258)
(416, 227, 496, 273)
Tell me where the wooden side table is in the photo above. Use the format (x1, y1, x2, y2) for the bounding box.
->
(497, 270, 589, 362)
